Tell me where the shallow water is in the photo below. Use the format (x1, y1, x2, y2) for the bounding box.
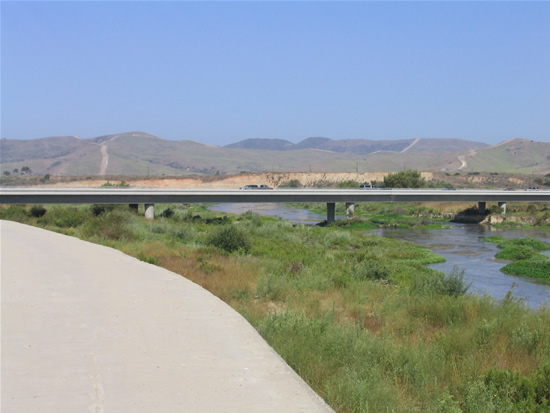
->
(209, 203, 550, 309)
(372, 225, 550, 309)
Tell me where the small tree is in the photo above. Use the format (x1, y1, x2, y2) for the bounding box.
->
(384, 170, 427, 188)
(21, 166, 32, 175)
(207, 225, 251, 253)
(3, 171, 10, 176)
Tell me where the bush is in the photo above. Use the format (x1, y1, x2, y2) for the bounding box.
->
(206, 225, 251, 253)
(90, 204, 117, 216)
(338, 180, 359, 188)
(159, 207, 174, 218)
(352, 260, 391, 282)
(38, 206, 89, 228)
(81, 210, 134, 240)
(495, 246, 548, 261)
(29, 205, 47, 218)
(413, 266, 471, 297)
(383, 170, 427, 188)
(0, 205, 28, 222)
(279, 179, 301, 188)
(483, 364, 550, 412)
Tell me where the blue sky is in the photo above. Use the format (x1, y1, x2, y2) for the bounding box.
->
(2, 1, 549, 146)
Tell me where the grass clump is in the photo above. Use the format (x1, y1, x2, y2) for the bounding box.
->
(495, 246, 548, 261)
(485, 236, 550, 280)
(412, 266, 471, 297)
(501, 261, 550, 280)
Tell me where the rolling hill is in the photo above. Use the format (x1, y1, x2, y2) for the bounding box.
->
(1, 132, 548, 177)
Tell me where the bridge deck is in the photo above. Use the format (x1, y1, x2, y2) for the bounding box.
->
(1, 187, 549, 204)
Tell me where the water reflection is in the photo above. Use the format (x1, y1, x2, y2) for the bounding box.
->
(209, 203, 550, 309)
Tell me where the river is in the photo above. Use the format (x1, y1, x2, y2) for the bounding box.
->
(209, 203, 550, 309)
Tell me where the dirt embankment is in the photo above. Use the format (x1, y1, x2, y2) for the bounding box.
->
(48, 172, 436, 189)
(28, 170, 537, 190)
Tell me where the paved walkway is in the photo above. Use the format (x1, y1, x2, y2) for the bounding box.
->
(1, 221, 333, 412)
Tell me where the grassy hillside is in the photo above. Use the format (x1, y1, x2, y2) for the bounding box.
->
(1, 133, 548, 176)
(466, 139, 550, 174)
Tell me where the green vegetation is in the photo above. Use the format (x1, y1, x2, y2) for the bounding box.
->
(501, 261, 550, 280)
(484, 236, 550, 280)
(1, 204, 549, 412)
(384, 169, 427, 188)
(292, 201, 455, 229)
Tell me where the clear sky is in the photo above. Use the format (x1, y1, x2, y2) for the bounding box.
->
(2, 1, 549, 146)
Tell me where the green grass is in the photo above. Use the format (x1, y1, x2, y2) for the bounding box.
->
(2, 203, 549, 412)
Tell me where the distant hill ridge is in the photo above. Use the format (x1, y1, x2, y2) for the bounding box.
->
(1, 132, 548, 176)
(225, 137, 489, 154)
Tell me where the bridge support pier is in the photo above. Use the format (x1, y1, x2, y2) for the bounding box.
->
(346, 202, 355, 219)
(327, 203, 335, 224)
(478, 202, 486, 214)
(144, 204, 155, 220)
(498, 201, 507, 215)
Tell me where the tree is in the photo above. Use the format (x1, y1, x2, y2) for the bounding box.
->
(383, 170, 427, 188)
(21, 166, 32, 175)
(3, 171, 10, 176)
(12, 168, 18, 174)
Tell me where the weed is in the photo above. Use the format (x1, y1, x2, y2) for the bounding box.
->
(137, 253, 159, 265)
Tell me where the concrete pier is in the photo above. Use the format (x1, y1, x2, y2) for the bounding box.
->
(327, 203, 335, 223)
(498, 201, 507, 214)
(346, 202, 355, 219)
(144, 203, 155, 219)
(478, 201, 486, 214)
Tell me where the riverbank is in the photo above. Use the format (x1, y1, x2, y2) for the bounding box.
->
(1, 170, 544, 190)
(1, 203, 549, 412)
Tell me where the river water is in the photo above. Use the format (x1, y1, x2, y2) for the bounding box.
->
(209, 203, 550, 309)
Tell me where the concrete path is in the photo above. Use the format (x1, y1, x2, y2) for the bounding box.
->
(1, 221, 333, 413)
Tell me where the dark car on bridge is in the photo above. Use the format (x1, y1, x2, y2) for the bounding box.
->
(239, 185, 273, 190)
(359, 184, 385, 189)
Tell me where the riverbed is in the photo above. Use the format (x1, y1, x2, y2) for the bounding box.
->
(209, 203, 550, 309)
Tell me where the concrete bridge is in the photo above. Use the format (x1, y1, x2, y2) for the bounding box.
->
(1, 187, 549, 223)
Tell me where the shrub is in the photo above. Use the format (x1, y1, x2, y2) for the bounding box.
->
(352, 260, 391, 282)
(206, 225, 251, 253)
(279, 179, 301, 188)
(81, 210, 134, 240)
(483, 364, 550, 412)
(338, 180, 359, 188)
(38, 206, 89, 228)
(383, 170, 427, 188)
(29, 205, 47, 218)
(413, 266, 470, 297)
(90, 204, 117, 216)
(495, 246, 548, 261)
(0, 205, 28, 222)
(159, 207, 174, 218)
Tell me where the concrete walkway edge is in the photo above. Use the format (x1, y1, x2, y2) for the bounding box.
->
(1, 220, 334, 412)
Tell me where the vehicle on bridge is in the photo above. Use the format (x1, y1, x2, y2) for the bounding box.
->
(359, 184, 385, 190)
(239, 185, 273, 190)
